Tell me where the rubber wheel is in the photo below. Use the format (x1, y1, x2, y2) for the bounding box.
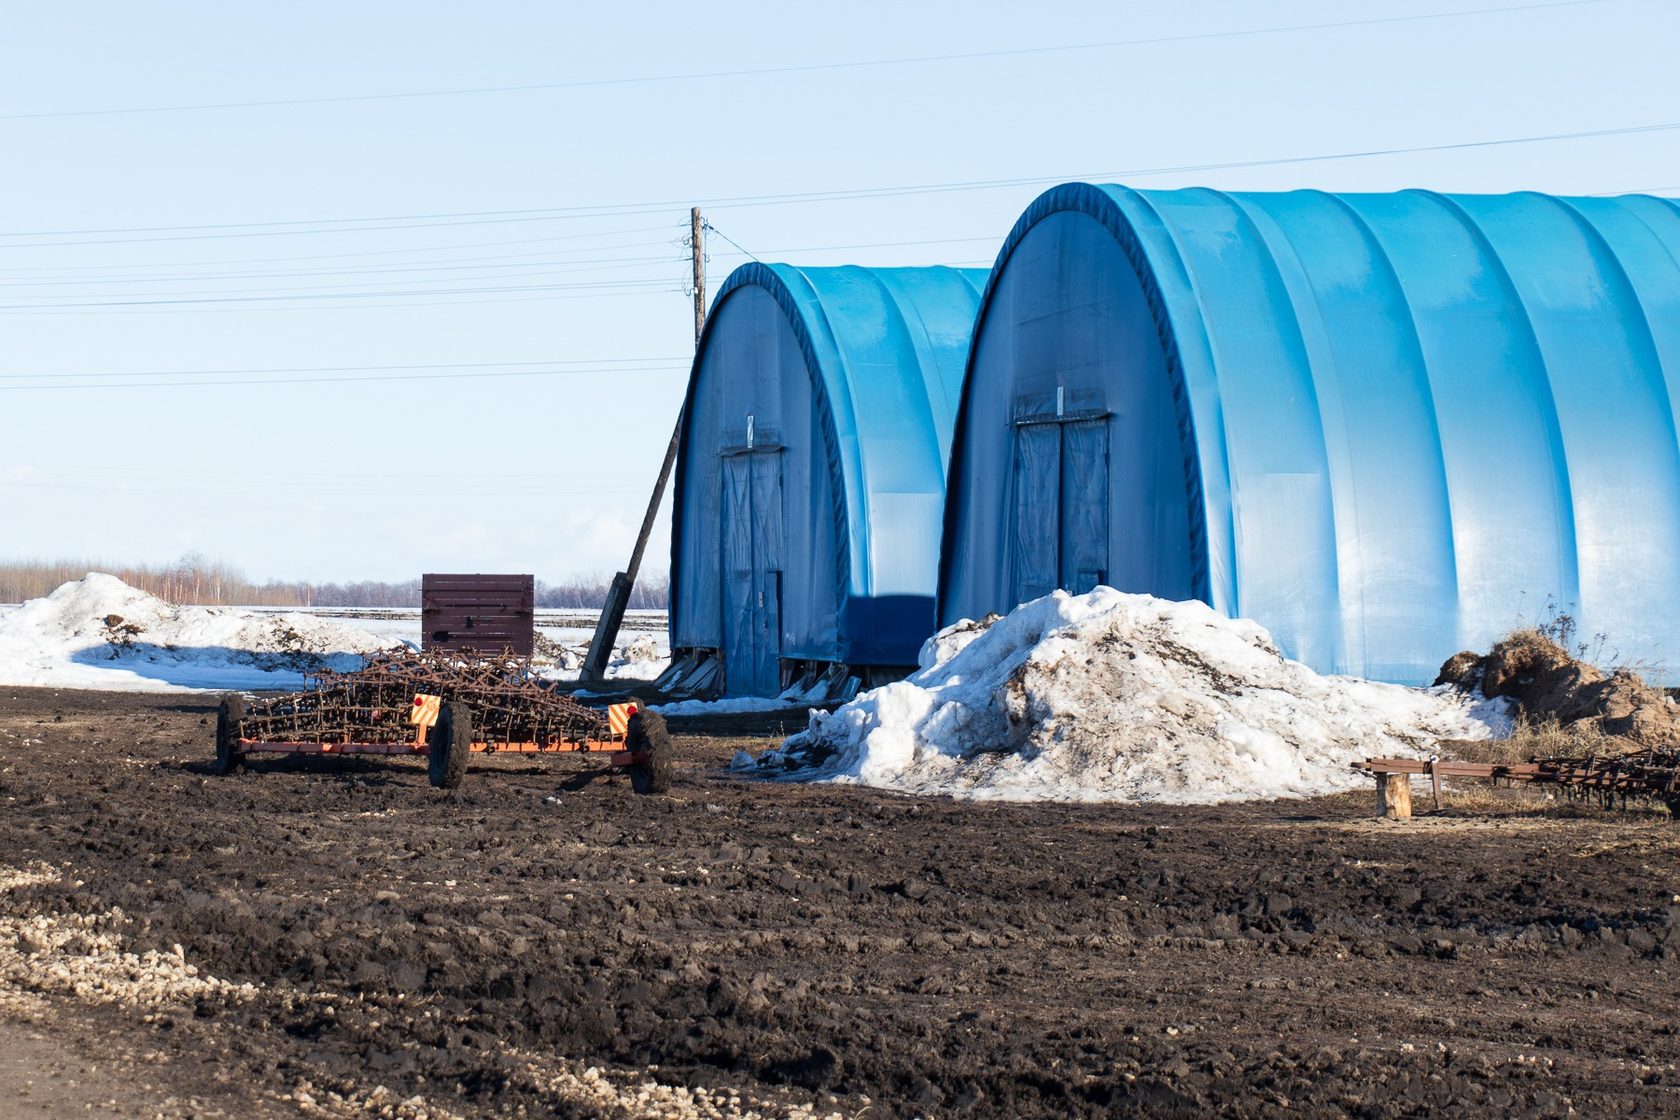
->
(428, 702, 472, 789)
(212, 695, 246, 776)
(627, 710, 672, 795)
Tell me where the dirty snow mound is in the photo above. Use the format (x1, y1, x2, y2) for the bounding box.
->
(0, 574, 403, 692)
(754, 589, 1512, 803)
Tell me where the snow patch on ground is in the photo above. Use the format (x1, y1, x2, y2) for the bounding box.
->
(532, 627, 670, 682)
(750, 588, 1513, 804)
(0, 861, 257, 1010)
(0, 574, 403, 692)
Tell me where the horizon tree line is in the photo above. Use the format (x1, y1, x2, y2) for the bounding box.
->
(0, 555, 670, 610)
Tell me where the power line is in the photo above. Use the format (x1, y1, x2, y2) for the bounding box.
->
(0, 210, 699, 249)
(701, 222, 758, 263)
(2, 460, 659, 482)
(0, 234, 994, 287)
(4, 118, 1677, 251)
(0, 361, 690, 391)
(0, 355, 687, 381)
(712, 234, 1002, 257)
(0, 462, 659, 495)
(0, 276, 681, 311)
(0, 476, 655, 498)
(0, 250, 687, 290)
(0, 221, 683, 273)
(0, 1, 1606, 122)
(0, 286, 686, 316)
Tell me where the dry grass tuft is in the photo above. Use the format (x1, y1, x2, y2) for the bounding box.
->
(1443, 715, 1621, 766)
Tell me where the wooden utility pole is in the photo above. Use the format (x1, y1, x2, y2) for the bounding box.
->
(691, 207, 707, 346)
(580, 210, 705, 685)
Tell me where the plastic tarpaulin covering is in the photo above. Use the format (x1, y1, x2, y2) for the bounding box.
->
(939, 184, 1680, 685)
(672, 263, 987, 695)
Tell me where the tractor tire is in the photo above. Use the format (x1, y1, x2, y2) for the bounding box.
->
(428, 702, 472, 790)
(212, 695, 246, 776)
(628, 710, 672, 796)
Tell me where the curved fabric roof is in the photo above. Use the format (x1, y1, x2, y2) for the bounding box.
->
(673, 263, 986, 694)
(940, 183, 1680, 684)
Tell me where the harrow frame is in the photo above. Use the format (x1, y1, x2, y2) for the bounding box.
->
(211, 650, 668, 791)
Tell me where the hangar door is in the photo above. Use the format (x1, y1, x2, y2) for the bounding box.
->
(720, 444, 785, 695)
(1008, 412, 1110, 609)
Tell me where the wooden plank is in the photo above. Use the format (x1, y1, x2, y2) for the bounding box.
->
(421, 573, 535, 656)
(1361, 758, 1544, 780)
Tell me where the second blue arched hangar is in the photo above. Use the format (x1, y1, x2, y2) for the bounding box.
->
(670, 263, 986, 697)
(939, 184, 1680, 685)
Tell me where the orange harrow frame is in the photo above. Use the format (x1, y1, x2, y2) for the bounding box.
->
(236, 697, 641, 763)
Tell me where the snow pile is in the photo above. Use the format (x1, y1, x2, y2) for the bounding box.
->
(751, 588, 1512, 803)
(605, 633, 669, 682)
(531, 628, 670, 683)
(0, 574, 403, 692)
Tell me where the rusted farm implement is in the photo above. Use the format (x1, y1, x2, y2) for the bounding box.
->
(1359, 748, 1680, 820)
(211, 650, 671, 793)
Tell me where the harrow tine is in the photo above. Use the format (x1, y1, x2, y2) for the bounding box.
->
(236, 648, 613, 747)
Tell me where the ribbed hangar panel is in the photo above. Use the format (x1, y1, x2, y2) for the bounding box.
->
(939, 184, 1680, 685)
(671, 263, 986, 696)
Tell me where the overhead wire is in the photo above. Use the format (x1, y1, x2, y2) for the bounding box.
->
(0, 220, 685, 273)
(0, 355, 688, 381)
(0, 232, 994, 288)
(700, 222, 759, 264)
(0, 276, 685, 312)
(0, 286, 688, 316)
(3, 460, 657, 481)
(3, 116, 1677, 251)
(0, 475, 655, 498)
(0, 360, 689, 391)
(0, 249, 689, 290)
(1590, 184, 1680, 195)
(0, 0, 1606, 122)
(706, 234, 1003, 259)
(0, 461, 662, 495)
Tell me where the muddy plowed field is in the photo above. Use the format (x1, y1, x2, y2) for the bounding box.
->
(1, 688, 1678, 1118)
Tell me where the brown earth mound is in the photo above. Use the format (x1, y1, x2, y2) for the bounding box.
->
(1436, 629, 1680, 746)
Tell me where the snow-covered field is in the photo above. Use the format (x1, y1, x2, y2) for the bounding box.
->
(0, 576, 670, 692)
(745, 588, 1513, 805)
(0, 575, 402, 692)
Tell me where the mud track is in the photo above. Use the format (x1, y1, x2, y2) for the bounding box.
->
(1, 688, 1678, 1118)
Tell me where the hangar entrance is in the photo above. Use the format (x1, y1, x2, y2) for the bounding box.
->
(720, 431, 785, 696)
(1008, 407, 1111, 609)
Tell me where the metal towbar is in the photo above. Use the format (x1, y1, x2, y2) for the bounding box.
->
(1358, 748, 1680, 820)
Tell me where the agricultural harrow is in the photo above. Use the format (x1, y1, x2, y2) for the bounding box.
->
(210, 649, 671, 792)
(1360, 746, 1680, 820)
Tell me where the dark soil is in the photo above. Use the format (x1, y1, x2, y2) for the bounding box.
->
(3, 687, 1680, 1117)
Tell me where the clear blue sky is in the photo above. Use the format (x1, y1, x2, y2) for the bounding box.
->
(0, 0, 1672, 585)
